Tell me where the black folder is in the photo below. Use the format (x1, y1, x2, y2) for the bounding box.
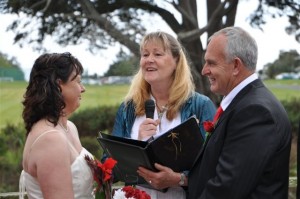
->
(97, 116, 203, 184)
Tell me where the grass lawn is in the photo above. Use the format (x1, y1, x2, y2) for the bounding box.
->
(0, 79, 299, 129)
(0, 82, 129, 129)
(0, 81, 25, 129)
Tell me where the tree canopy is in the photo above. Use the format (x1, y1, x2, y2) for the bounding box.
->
(0, 52, 20, 68)
(1, 0, 299, 103)
(104, 49, 138, 77)
(263, 50, 300, 78)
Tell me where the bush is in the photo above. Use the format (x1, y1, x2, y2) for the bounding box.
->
(70, 105, 119, 137)
(70, 105, 119, 160)
(80, 136, 104, 159)
(0, 123, 25, 192)
(281, 97, 300, 177)
(281, 97, 300, 136)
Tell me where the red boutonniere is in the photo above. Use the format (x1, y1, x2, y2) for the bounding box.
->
(203, 121, 215, 133)
(203, 107, 224, 143)
(85, 155, 117, 199)
(203, 121, 215, 143)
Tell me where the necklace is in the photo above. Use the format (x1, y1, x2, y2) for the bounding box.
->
(156, 104, 168, 120)
(156, 104, 168, 132)
(58, 122, 69, 133)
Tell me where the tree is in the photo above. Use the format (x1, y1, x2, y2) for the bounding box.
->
(0, 52, 21, 68)
(104, 49, 139, 77)
(249, 1, 300, 42)
(263, 49, 300, 78)
(1, 0, 299, 103)
(0, 52, 25, 81)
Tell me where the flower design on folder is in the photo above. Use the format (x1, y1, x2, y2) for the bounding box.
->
(167, 132, 182, 160)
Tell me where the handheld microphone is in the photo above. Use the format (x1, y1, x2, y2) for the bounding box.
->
(145, 99, 155, 119)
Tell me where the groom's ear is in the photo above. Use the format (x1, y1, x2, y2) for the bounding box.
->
(232, 57, 243, 76)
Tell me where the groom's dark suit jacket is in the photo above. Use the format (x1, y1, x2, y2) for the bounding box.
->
(188, 79, 291, 199)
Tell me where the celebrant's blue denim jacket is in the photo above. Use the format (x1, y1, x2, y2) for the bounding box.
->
(112, 92, 216, 139)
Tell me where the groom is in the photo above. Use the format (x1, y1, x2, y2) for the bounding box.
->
(188, 27, 292, 199)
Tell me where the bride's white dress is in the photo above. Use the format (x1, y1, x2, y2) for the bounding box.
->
(19, 130, 94, 199)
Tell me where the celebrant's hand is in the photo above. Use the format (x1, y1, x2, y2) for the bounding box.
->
(138, 119, 160, 140)
(137, 163, 181, 189)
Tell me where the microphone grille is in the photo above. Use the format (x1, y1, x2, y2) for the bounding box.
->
(145, 99, 155, 108)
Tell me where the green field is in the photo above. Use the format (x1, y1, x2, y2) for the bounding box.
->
(0, 80, 299, 129)
(0, 82, 130, 129)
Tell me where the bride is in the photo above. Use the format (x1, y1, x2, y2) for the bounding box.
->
(19, 52, 94, 199)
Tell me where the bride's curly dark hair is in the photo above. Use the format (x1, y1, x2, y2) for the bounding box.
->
(22, 52, 83, 136)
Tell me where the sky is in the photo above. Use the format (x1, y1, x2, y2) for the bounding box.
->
(0, 1, 299, 81)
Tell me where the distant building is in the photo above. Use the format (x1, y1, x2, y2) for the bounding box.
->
(81, 76, 133, 85)
(275, 72, 300, 80)
(100, 76, 133, 85)
(82, 77, 102, 85)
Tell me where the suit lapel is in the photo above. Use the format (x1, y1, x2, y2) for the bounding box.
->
(191, 79, 264, 169)
(214, 79, 263, 129)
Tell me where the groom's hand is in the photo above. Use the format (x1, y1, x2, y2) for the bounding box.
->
(137, 163, 181, 189)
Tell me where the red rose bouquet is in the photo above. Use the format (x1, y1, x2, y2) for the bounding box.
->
(113, 186, 151, 199)
(85, 155, 117, 199)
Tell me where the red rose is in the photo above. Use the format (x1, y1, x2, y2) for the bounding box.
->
(203, 121, 215, 133)
(85, 155, 117, 198)
(121, 186, 151, 199)
(99, 157, 117, 181)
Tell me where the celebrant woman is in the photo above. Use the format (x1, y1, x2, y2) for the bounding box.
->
(109, 31, 216, 199)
